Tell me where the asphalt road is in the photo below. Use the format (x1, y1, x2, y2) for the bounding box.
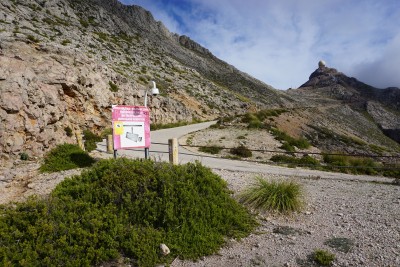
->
(96, 121, 393, 183)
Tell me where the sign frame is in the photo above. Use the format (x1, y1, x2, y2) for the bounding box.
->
(111, 105, 151, 150)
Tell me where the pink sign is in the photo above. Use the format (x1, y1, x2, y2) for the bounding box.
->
(112, 105, 150, 149)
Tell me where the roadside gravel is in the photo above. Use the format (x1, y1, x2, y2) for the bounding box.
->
(172, 169, 400, 267)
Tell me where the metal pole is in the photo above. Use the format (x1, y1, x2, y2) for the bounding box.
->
(144, 89, 149, 159)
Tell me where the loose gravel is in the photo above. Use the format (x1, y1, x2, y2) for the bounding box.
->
(172, 170, 400, 267)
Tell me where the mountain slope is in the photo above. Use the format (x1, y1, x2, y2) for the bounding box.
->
(0, 0, 399, 163)
(0, 0, 286, 161)
(283, 62, 400, 155)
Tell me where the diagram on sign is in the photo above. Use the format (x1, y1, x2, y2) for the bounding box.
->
(113, 121, 145, 148)
(112, 106, 151, 150)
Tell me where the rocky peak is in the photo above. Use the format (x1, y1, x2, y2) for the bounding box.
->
(177, 35, 213, 57)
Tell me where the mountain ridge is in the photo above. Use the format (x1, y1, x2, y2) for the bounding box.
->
(0, 0, 399, 163)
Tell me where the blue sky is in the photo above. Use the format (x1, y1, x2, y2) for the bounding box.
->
(120, 0, 400, 90)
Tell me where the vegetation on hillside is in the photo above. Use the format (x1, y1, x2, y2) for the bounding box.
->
(40, 143, 95, 173)
(1, 159, 256, 266)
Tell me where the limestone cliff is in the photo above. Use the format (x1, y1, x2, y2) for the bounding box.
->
(0, 0, 284, 161)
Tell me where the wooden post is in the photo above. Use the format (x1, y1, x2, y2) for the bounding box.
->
(106, 135, 113, 153)
(75, 129, 85, 151)
(168, 138, 178, 165)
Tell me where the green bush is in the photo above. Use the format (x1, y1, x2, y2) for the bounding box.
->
(239, 177, 304, 213)
(64, 126, 73, 137)
(230, 145, 252, 158)
(108, 81, 119, 92)
(270, 154, 298, 164)
(270, 154, 320, 167)
(0, 159, 256, 266)
(61, 39, 71, 46)
(27, 34, 39, 43)
(83, 129, 102, 152)
(199, 145, 224, 155)
(20, 152, 29, 161)
(40, 143, 95, 173)
(313, 249, 335, 266)
(323, 154, 382, 175)
(100, 127, 113, 138)
(280, 142, 295, 152)
(299, 155, 320, 166)
(270, 128, 311, 150)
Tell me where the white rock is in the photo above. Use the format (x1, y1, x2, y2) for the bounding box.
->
(159, 243, 170, 256)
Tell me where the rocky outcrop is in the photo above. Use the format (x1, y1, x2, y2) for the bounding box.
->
(0, 0, 282, 161)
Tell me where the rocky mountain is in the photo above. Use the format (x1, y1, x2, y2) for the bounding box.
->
(0, 0, 399, 163)
(0, 0, 287, 162)
(283, 61, 400, 155)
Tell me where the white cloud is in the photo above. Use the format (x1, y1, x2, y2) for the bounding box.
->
(121, 0, 400, 89)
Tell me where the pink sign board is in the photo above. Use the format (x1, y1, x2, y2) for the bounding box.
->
(112, 105, 150, 149)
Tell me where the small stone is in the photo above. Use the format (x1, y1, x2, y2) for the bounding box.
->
(159, 244, 170, 256)
(337, 213, 344, 217)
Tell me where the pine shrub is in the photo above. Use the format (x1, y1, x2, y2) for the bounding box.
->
(1, 159, 256, 266)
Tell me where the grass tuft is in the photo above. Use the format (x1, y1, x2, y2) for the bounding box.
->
(239, 177, 304, 213)
(313, 249, 335, 266)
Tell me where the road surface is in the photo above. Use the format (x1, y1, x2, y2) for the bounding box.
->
(96, 121, 393, 183)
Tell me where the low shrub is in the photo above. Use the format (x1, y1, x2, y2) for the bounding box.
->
(280, 142, 295, 152)
(108, 81, 119, 92)
(239, 177, 304, 213)
(270, 128, 311, 150)
(199, 145, 224, 155)
(100, 127, 113, 138)
(313, 249, 335, 266)
(40, 143, 95, 173)
(61, 39, 71, 46)
(27, 34, 40, 43)
(64, 126, 73, 137)
(1, 159, 256, 266)
(299, 155, 320, 166)
(270, 154, 298, 164)
(230, 145, 252, 158)
(83, 129, 102, 152)
(270, 154, 320, 167)
(323, 153, 382, 175)
(20, 152, 29, 161)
